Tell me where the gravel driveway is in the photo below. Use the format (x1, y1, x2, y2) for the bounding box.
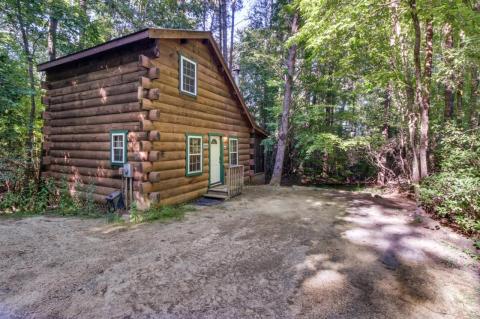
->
(0, 186, 478, 318)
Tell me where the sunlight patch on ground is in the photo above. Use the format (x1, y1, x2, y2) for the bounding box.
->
(303, 270, 346, 291)
(295, 254, 329, 272)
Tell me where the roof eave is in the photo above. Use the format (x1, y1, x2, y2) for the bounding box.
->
(37, 29, 150, 72)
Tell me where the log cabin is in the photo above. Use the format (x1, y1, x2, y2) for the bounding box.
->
(37, 28, 267, 208)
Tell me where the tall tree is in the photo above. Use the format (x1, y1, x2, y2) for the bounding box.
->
(270, 11, 299, 185)
(443, 22, 454, 119)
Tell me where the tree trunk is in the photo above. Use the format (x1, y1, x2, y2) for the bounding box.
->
(470, 66, 479, 128)
(229, 0, 236, 69)
(377, 86, 391, 185)
(48, 16, 58, 61)
(15, 0, 37, 179)
(221, 0, 228, 59)
(270, 13, 298, 186)
(419, 18, 433, 179)
(217, 1, 223, 53)
(443, 23, 454, 120)
(409, 0, 423, 182)
(78, 0, 87, 48)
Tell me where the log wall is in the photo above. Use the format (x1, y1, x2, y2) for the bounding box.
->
(41, 37, 257, 208)
(41, 39, 158, 202)
(142, 38, 253, 206)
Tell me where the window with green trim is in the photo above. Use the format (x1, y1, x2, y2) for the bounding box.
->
(229, 137, 238, 166)
(180, 55, 197, 96)
(186, 135, 203, 175)
(111, 130, 128, 165)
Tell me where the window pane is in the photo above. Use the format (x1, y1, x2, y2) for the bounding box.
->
(114, 148, 123, 162)
(230, 139, 238, 165)
(187, 137, 202, 173)
(113, 135, 123, 148)
(181, 58, 196, 94)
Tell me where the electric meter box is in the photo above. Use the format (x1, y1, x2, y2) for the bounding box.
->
(122, 163, 132, 178)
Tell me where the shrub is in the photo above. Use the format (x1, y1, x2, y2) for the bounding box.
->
(0, 176, 102, 217)
(419, 125, 480, 234)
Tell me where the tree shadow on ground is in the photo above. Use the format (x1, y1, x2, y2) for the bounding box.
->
(289, 189, 474, 318)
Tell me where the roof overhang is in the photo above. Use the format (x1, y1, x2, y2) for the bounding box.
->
(37, 28, 268, 137)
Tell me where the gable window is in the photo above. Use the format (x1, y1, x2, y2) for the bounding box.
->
(186, 134, 203, 175)
(180, 55, 197, 96)
(110, 130, 128, 165)
(229, 137, 238, 166)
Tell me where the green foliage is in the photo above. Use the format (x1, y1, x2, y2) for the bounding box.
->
(0, 173, 102, 217)
(129, 202, 195, 224)
(420, 125, 480, 234)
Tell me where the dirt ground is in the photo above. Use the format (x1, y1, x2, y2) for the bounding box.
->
(0, 186, 478, 319)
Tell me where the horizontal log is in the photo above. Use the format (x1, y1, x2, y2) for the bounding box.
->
(148, 130, 160, 141)
(148, 67, 160, 79)
(157, 151, 185, 161)
(47, 70, 146, 97)
(141, 174, 208, 193)
(141, 98, 154, 110)
(51, 181, 118, 197)
(48, 150, 152, 162)
(148, 109, 160, 120)
(151, 159, 185, 171)
(149, 151, 160, 162)
(149, 101, 244, 127)
(47, 61, 142, 90)
(152, 122, 250, 138)
(139, 54, 151, 68)
(47, 102, 141, 119)
(152, 69, 239, 109)
(45, 141, 144, 151)
(45, 156, 147, 173)
(43, 171, 124, 189)
(156, 90, 243, 121)
(48, 164, 121, 179)
(49, 91, 139, 112)
(152, 113, 248, 133)
(47, 44, 157, 82)
(151, 80, 241, 114)
(140, 120, 154, 131)
(47, 157, 115, 169)
(152, 141, 186, 151)
(46, 131, 148, 143)
(49, 111, 147, 127)
(140, 76, 152, 89)
(148, 168, 184, 182)
(151, 179, 208, 201)
(48, 82, 139, 105)
(152, 132, 185, 143)
(46, 122, 140, 135)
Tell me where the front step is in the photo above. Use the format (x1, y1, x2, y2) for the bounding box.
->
(204, 185, 228, 200)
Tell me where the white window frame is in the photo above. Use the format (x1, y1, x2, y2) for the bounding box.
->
(180, 55, 197, 96)
(229, 137, 239, 166)
(111, 131, 127, 165)
(186, 135, 203, 175)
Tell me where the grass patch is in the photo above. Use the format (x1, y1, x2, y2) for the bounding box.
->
(129, 203, 195, 224)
